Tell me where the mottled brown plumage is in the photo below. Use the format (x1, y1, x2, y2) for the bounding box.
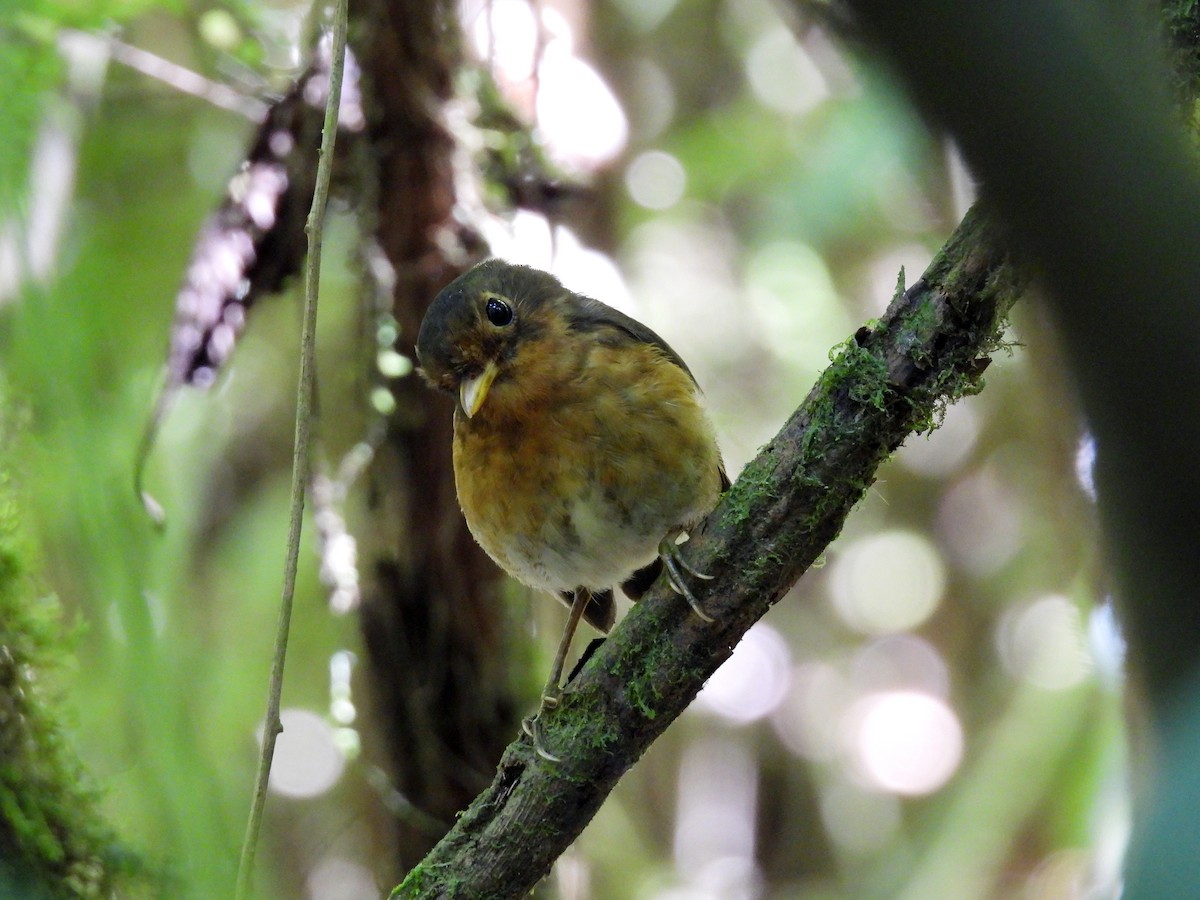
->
(416, 258, 725, 753)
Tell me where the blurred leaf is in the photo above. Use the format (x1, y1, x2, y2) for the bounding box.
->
(21, 0, 184, 30)
(0, 35, 60, 211)
(660, 81, 935, 246)
(0, 378, 147, 897)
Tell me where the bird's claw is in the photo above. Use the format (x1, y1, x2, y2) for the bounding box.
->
(659, 536, 716, 622)
(522, 687, 565, 762)
(525, 714, 563, 763)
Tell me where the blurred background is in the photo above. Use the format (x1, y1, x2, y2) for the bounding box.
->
(1, 0, 1125, 897)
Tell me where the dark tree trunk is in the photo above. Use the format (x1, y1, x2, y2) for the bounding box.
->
(351, 0, 520, 871)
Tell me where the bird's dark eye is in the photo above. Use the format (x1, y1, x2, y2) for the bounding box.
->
(485, 297, 513, 327)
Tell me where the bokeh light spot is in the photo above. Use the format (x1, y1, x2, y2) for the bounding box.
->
(673, 738, 757, 878)
(936, 463, 1024, 576)
(536, 42, 628, 168)
(745, 241, 850, 368)
(469, 0, 538, 82)
(376, 349, 412, 378)
(198, 10, 243, 53)
(846, 691, 963, 795)
(1075, 432, 1097, 501)
(850, 633, 950, 698)
(261, 708, 345, 799)
(306, 856, 379, 899)
(696, 624, 791, 724)
(370, 386, 396, 415)
(1088, 599, 1126, 687)
(998, 595, 1092, 690)
(829, 530, 946, 634)
(772, 661, 849, 762)
(624, 217, 744, 362)
(745, 27, 828, 116)
(896, 401, 981, 478)
(625, 150, 687, 210)
(627, 59, 676, 139)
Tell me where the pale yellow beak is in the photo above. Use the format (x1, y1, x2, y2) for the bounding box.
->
(459, 361, 499, 418)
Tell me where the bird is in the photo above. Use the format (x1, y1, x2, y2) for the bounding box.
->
(416, 258, 727, 756)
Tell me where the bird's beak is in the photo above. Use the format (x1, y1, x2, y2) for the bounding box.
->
(460, 361, 499, 418)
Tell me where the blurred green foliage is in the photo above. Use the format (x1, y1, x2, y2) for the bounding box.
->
(0, 39, 60, 209)
(0, 382, 142, 897)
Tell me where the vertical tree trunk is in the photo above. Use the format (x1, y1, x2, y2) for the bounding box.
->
(352, 0, 520, 870)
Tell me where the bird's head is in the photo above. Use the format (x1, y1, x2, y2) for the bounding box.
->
(416, 259, 567, 418)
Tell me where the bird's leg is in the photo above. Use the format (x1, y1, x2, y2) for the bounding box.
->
(542, 586, 592, 709)
(659, 534, 716, 623)
(522, 586, 592, 761)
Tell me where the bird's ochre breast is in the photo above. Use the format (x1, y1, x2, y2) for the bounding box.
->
(452, 337, 721, 595)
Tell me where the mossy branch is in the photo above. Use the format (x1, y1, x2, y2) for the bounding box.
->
(390, 204, 1025, 897)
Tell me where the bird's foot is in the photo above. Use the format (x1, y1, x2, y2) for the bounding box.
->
(521, 586, 593, 762)
(659, 535, 716, 622)
(521, 685, 565, 762)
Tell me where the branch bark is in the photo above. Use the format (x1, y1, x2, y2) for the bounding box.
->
(392, 205, 1025, 897)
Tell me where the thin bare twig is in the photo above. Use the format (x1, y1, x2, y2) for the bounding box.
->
(232, 0, 350, 893)
(99, 31, 268, 120)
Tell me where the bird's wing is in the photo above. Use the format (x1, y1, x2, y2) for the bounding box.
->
(567, 292, 731, 491)
(564, 295, 699, 386)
